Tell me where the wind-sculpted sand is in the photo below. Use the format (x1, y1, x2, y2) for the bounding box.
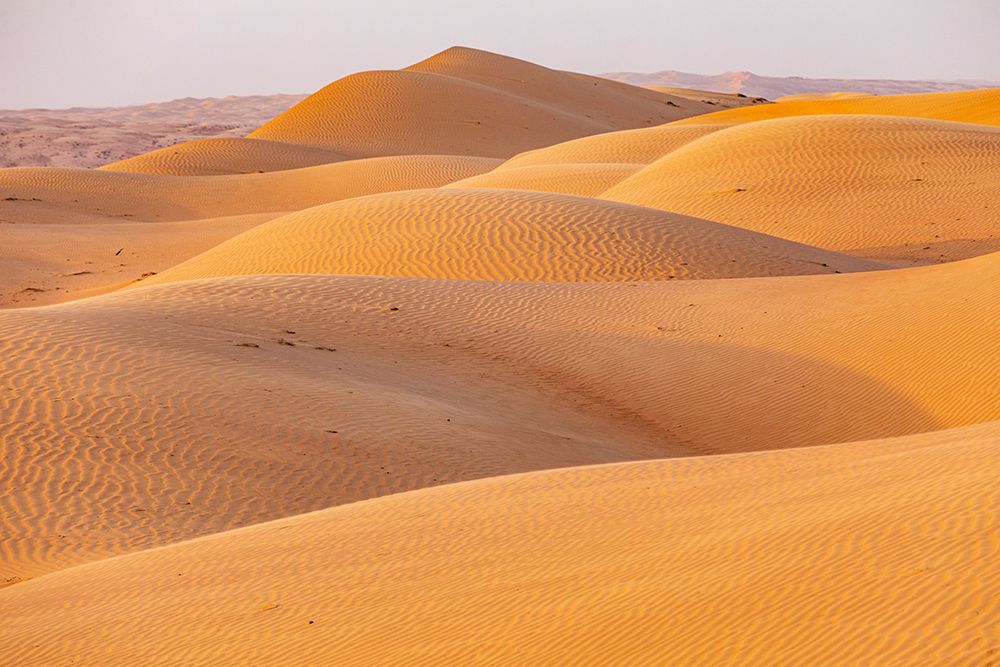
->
(100, 137, 347, 175)
(669, 86, 1000, 126)
(248, 47, 729, 158)
(603, 114, 1000, 262)
(144, 188, 881, 285)
(2, 420, 996, 665)
(1, 47, 997, 665)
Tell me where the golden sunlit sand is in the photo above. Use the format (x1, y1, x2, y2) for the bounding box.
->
(1, 45, 997, 665)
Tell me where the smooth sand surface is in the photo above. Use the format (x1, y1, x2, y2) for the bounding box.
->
(1, 420, 996, 665)
(603, 115, 1000, 262)
(143, 188, 882, 285)
(1, 47, 997, 665)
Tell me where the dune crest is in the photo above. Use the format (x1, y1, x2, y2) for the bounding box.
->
(144, 188, 880, 285)
(247, 47, 729, 158)
(603, 114, 1000, 262)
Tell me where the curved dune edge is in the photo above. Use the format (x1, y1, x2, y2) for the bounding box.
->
(3, 253, 1000, 579)
(99, 137, 348, 176)
(670, 86, 1000, 126)
(444, 163, 643, 196)
(496, 123, 725, 170)
(602, 114, 1000, 263)
(0, 155, 501, 222)
(141, 188, 883, 285)
(246, 47, 717, 158)
(1, 420, 996, 666)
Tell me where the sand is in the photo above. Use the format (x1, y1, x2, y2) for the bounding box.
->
(248, 47, 735, 158)
(1, 421, 996, 665)
(0, 155, 499, 305)
(603, 68, 1000, 99)
(1, 47, 998, 665)
(669, 87, 1000, 126)
(603, 114, 1000, 262)
(142, 188, 882, 285)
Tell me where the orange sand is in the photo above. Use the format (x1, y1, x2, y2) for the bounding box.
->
(0, 47, 997, 666)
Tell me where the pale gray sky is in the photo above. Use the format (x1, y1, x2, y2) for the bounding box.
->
(1, 0, 998, 108)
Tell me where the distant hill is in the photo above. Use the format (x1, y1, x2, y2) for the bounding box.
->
(601, 70, 1000, 100)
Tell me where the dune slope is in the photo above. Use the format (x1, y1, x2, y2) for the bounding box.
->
(247, 47, 717, 158)
(4, 251, 1000, 579)
(670, 86, 1000, 126)
(144, 188, 881, 285)
(1, 421, 996, 665)
(0, 155, 500, 222)
(100, 137, 347, 176)
(603, 115, 1000, 262)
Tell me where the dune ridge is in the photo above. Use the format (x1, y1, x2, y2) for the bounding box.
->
(603, 114, 1000, 262)
(100, 137, 347, 176)
(143, 188, 881, 285)
(670, 86, 1000, 126)
(247, 47, 729, 158)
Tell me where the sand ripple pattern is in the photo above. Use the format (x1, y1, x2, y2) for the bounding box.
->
(603, 115, 1000, 262)
(0, 155, 501, 222)
(1, 422, 996, 665)
(145, 188, 882, 285)
(248, 47, 704, 158)
(100, 137, 348, 175)
(4, 254, 1000, 579)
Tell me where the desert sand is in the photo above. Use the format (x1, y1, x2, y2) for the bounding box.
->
(604, 67, 1000, 99)
(1, 47, 997, 665)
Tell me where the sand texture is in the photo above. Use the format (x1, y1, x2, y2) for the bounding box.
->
(1, 47, 998, 665)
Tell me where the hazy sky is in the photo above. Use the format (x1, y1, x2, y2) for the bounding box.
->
(2, 0, 998, 108)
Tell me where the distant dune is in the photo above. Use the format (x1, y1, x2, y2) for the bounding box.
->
(0, 94, 305, 169)
(246, 47, 723, 159)
(603, 68, 1000, 99)
(1, 46, 998, 665)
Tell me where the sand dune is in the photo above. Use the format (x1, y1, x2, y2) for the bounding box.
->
(494, 123, 725, 170)
(2, 420, 995, 665)
(603, 114, 1000, 262)
(100, 137, 347, 175)
(643, 85, 768, 106)
(143, 188, 881, 285)
(604, 67, 1000, 99)
(2, 45, 997, 665)
(0, 155, 498, 305)
(4, 249, 1000, 579)
(247, 47, 722, 158)
(0, 155, 499, 223)
(670, 87, 1000, 126)
(445, 163, 643, 196)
